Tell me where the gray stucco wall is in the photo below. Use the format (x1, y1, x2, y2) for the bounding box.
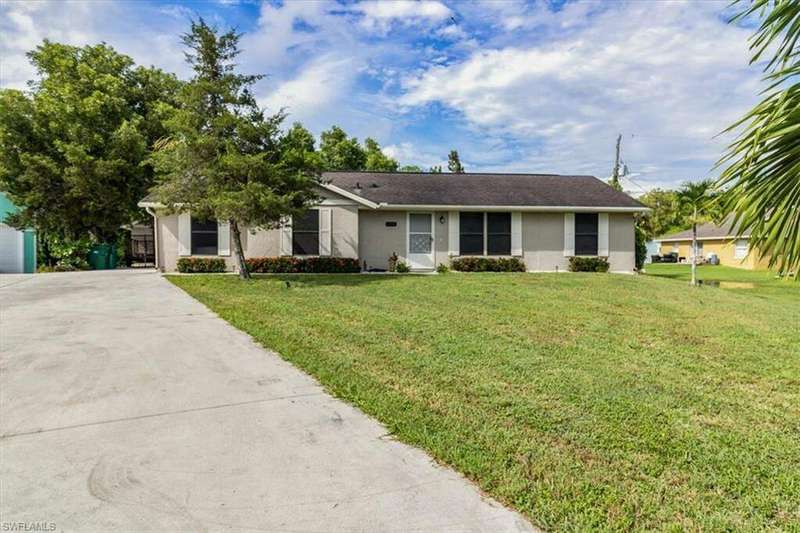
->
(433, 211, 450, 267)
(358, 210, 407, 270)
(155, 204, 359, 272)
(608, 213, 635, 272)
(332, 205, 359, 258)
(521, 212, 569, 272)
(156, 205, 638, 273)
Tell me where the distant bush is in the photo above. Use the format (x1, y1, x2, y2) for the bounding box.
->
(245, 256, 361, 274)
(177, 257, 227, 273)
(395, 261, 410, 273)
(568, 256, 610, 273)
(436, 263, 450, 274)
(451, 257, 525, 272)
(635, 226, 647, 270)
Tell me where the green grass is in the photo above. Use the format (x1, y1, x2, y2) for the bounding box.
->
(168, 271, 800, 531)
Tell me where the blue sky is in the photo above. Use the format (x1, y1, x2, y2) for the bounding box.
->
(1, 0, 764, 191)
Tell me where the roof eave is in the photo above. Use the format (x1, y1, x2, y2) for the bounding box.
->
(373, 204, 649, 213)
(319, 182, 379, 209)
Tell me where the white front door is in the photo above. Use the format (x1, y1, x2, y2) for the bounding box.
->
(407, 212, 434, 270)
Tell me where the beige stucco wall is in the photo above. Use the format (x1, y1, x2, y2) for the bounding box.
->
(358, 210, 407, 270)
(658, 238, 770, 270)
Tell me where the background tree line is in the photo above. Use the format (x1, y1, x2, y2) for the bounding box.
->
(0, 32, 464, 271)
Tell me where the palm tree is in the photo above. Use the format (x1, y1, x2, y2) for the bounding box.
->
(717, 0, 800, 276)
(676, 180, 716, 286)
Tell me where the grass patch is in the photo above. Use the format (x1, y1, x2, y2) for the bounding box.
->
(168, 271, 800, 531)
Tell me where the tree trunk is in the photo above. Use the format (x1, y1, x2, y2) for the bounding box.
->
(692, 212, 697, 286)
(230, 220, 251, 280)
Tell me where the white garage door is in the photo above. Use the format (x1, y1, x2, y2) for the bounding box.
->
(0, 224, 24, 273)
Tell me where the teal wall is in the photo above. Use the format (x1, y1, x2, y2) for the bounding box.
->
(1, 192, 36, 273)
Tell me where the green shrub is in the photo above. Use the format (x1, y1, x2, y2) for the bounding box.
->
(634, 225, 647, 270)
(245, 256, 361, 273)
(568, 256, 610, 272)
(177, 257, 227, 273)
(436, 263, 450, 274)
(395, 261, 410, 273)
(450, 257, 526, 272)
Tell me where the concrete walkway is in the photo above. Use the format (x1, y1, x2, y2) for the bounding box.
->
(0, 270, 534, 532)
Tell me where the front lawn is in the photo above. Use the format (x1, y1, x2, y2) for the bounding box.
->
(169, 272, 800, 531)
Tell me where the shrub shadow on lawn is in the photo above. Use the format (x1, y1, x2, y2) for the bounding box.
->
(250, 272, 412, 288)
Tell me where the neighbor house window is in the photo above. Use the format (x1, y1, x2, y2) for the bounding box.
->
(293, 210, 319, 255)
(734, 239, 748, 259)
(191, 218, 218, 255)
(574, 213, 598, 255)
(487, 213, 511, 255)
(459, 212, 484, 255)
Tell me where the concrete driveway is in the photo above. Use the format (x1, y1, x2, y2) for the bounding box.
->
(0, 270, 534, 532)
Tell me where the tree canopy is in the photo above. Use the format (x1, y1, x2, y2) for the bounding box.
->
(448, 150, 465, 173)
(637, 189, 687, 239)
(0, 41, 180, 242)
(150, 19, 319, 279)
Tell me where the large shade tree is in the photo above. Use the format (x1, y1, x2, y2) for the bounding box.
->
(717, 0, 800, 275)
(150, 19, 319, 279)
(0, 41, 179, 243)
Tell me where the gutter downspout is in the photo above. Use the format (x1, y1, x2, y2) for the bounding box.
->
(145, 207, 160, 272)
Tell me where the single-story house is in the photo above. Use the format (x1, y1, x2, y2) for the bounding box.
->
(0, 192, 36, 274)
(138, 171, 648, 273)
(657, 214, 771, 270)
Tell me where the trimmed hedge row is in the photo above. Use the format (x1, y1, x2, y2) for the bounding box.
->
(177, 257, 227, 273)
(245, 256, 361, 273)
(451, 257, 526, 272)
(568, 256, 610, 272)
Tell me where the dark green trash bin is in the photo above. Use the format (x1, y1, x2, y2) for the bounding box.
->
(88, 243, 111, 270)
(108, 244, 118, 269)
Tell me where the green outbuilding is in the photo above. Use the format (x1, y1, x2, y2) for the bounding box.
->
(1, 192, 36, 273)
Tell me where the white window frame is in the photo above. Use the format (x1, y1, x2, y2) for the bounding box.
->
(734, 239, 748, 260)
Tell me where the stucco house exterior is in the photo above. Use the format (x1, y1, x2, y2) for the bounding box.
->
(139, 171, 647, 273)
(657, 214, 771, 270)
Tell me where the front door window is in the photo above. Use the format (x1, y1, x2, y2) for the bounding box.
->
(409, 214, 432, 254)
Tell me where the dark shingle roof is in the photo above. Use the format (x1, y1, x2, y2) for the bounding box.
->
(139, 171, 647, 209)
(658, 214, 751, 241)
(323, 171, 645, 208)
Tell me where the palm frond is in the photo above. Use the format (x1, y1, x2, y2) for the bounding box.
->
(717, 0, 800, 275)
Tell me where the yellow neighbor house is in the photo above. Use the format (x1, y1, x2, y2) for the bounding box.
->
(657, 215, 772, 270)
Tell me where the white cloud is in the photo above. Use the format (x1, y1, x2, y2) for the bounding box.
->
(400, 1, 761, 187)
(259, 55, 355, 117)
(0, 1, 188, 90)
(354, 0, 451, 32)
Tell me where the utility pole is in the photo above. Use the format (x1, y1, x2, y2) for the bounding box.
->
(609, 133, 623, 191)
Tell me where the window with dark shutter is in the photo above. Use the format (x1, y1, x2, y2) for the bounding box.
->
(575, 213, 598, 255)
(487, 213, 511, 255)
(191, 218, 218, 255)
(292, 210, 319, 255)
(459, 212, 484, 255)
